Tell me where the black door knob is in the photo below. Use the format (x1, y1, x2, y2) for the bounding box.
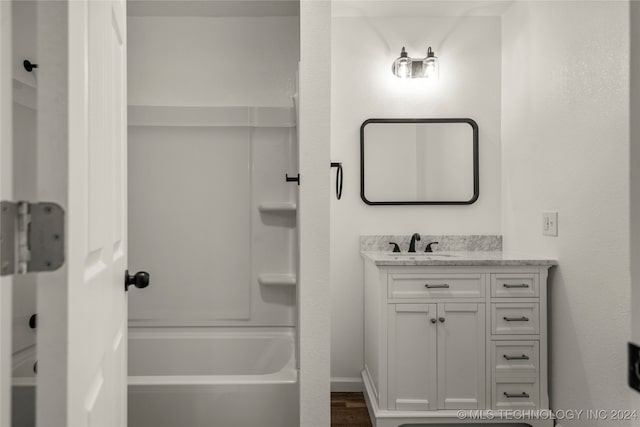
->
(29, 314, 37, 329)
(125, 270, 150, 291)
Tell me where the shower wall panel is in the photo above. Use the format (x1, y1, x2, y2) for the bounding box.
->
(128, 124, 297, 327)
(128, 126, 252, 324)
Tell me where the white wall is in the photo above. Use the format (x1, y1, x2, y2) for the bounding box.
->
(502, 2, 632, 422)
(128, 16, 299, 107)
(630, 0, 640, 408)
(330, 15, 502, 387)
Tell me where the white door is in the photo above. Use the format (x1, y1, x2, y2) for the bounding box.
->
(436, 303, 485, 409)
(387, 304, 437, 411)
(36, 0, 130, 425)
(65, 0, 128, 424)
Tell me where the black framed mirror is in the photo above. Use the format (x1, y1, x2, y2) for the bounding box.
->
(360, 118, 479, 205)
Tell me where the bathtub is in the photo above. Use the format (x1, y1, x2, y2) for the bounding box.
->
(128, 327, 299, 427)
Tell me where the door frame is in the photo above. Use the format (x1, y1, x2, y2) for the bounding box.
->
(298, 1, 331, 425)
(0, 0, 13, 424)
(33, 1, 70, 424)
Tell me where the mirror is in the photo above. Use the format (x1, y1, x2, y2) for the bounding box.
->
(360, 118, 479, 205)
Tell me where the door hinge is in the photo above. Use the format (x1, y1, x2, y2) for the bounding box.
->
(1, 201, 65, 276)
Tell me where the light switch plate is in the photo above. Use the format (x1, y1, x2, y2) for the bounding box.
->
(542, 211, 558, 236)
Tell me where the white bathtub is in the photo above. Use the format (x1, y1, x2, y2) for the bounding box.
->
(128, 327, 299, 427)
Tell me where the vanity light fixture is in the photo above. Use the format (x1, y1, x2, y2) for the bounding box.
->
(392, 47, 412, 79)
(391, 46, 439, 79)
(422, 47, 439, 79)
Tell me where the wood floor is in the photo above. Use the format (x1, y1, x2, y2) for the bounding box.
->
(331, 393, 372, 427)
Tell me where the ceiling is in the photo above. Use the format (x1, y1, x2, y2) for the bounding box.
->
(127, 1, 513, 20)
(332, 1, 513, 18)
(127, 0, 299, 17)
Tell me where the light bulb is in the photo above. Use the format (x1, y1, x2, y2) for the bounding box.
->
(393, 47, 412, 79)
(422, 47, 439, 79)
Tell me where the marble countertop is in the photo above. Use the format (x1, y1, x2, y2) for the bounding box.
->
(361, 251, 558, 267)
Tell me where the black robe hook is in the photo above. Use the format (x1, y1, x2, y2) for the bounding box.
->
(23, 60, 38, 72)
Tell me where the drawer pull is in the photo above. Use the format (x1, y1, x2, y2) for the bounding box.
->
(504, 392, 530, 399)
(503, 316, 529, 322)
(503, 354, 529, 360)
(503, 283, 529, 288)
(425, 284, 450, 289)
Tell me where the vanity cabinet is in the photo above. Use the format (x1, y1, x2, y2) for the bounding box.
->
(387, 304, 437, 411)
(388, 303, 485, 411)
(362, 258, 554, 427)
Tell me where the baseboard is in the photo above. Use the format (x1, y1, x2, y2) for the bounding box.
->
(331, 376, 363, 392)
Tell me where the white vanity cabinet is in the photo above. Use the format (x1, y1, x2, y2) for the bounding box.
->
(388, 302, 485, 411)
(362, 256, 555, 427)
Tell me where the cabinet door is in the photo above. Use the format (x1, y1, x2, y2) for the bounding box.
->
(437, 303, 486, 409)
(387, 304, 437, 411)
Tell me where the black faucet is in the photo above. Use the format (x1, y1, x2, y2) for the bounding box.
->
(425, 241, 439, 253)
(408, 233, 421, 253)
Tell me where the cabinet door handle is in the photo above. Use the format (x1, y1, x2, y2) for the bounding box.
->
(503, 316, 529, 322)
(504, 392, 530, 398)
(503, 283, 529, 288)
(430, 318, 437, 324)
(438, 317, 445, 323)
(425, 284, 450, 289)
(503, 354, 529, 360)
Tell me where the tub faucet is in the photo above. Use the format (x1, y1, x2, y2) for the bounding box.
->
(408, 233, 421, 253)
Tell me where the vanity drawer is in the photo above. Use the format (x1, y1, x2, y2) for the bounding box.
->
(492, 341, 539, 377)
(493, 377, 540, 410)
(492, 303, 539, 335)
(491, 274, 539, 298)
(388, 273, 484, 299)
